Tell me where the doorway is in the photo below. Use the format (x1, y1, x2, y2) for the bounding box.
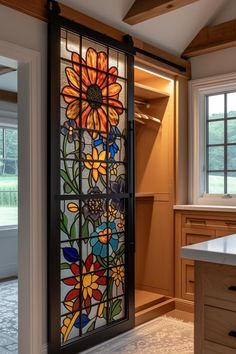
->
(0, 40, 45, 354)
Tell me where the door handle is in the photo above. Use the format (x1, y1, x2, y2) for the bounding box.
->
(228, 286, 236, 291)
(228, 331, 236, 338)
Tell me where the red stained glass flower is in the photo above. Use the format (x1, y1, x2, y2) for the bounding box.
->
(63, 254, 106, 314)
(62, 48, 123, 138)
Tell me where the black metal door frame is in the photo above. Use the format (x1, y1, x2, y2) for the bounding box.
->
(48, 2, 135, 353)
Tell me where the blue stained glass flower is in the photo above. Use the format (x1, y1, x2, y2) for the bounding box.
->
(63, 247, 80, 263)
(93, 132, 119, 159)
(90, 222, 118, 258)
(74, 314, 90, 329)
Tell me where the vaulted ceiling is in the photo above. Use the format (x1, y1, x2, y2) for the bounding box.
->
(59, 0, 231, 56)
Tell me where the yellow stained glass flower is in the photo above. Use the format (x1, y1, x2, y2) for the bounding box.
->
(84, 147, 107, 182)
(104, 205, 117, 221)
(82, 264, 99, 300)
(118, 213, 125, 231)
(110, 162, 118, 175)
(111, 260, 125, 287)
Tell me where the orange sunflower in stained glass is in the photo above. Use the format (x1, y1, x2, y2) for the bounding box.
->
(62, 48, 123, 138)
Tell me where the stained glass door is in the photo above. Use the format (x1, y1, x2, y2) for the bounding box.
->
(48, 8, 134, 354)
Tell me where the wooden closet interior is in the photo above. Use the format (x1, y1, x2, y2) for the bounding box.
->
(134, 61, 175, 325)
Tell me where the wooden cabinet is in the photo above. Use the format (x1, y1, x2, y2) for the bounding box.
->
(175, 210, 236, 301)
(195, 261, 236, 353)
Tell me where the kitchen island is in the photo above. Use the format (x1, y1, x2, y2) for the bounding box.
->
(181, 234, 236, 354)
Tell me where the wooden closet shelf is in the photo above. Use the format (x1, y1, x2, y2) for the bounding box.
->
(135, 193, 155, 198)
(134, 82, 169, 100)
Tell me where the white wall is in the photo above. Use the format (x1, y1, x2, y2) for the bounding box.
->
(212, 0, 236, 25)
(0, 228, 18, 278)
(190, 47, 236, 79)
(0, 4, 47, 347)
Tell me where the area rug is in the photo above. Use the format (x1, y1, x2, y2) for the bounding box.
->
(0, 279, 18, 354)
(83, 316, 193, 354)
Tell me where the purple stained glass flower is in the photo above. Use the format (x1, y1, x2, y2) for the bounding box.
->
(82, 187, 105, 221)
(110, 179, 125, 212)
(61, 120, 79, 143)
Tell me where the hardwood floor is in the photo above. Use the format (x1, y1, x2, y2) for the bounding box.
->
(135, 289, 166, 312)
(166, 309, 194, 322)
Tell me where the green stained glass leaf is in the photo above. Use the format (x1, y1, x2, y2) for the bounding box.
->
(60, 211, 68, 235)
(108, 256, 116, 266)
(61, 262, 70, 270)
(81, 219, 89, 242)
(64, 183, 72, 194)
(110, 299, 122, 319)
(70, 222, 77, 240)
(87, 320, 96, 333)
(115, 244, 125, 259)
(60, 169, 77, 193)
(88, 171, 93, 188)
(97, 255, 108, 268)
(108, 278, 113, 299)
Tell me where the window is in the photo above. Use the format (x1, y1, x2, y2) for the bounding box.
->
(189, 73, 236, 205)
(206, 91, 236, 194)
(0, 126, 18, 227)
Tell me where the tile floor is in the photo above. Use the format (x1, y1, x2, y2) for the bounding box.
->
(0, 280, 194, 354)
(0, 279, 18, 354)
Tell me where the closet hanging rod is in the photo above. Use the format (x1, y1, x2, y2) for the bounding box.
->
(134, 99, 149, 106)
(134, 112, 161, 124)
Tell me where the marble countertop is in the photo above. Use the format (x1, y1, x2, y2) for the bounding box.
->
(174, 204, 236, 212)
(181, 234, 236, 266)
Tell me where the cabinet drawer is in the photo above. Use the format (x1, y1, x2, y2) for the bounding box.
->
(182, 260, 194, 301)
(182, 228, 214, 246)
(204, 263, 236, 310)
(182, 215, 236, 230)
(205, 306, 236, 349)
(204, 340, 236, 354)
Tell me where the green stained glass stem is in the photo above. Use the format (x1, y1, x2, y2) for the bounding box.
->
(100, 175, 107, 188)
(62, 135, 80, 194)
(74, 140, 79, 160)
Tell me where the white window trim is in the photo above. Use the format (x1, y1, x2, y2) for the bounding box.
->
(189, 72, 236, 205)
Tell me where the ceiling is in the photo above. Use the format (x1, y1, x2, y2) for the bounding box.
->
(59, 0, 231, 56)
(0, 0, 235, 93)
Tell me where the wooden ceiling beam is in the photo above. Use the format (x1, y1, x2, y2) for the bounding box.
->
(0, 0, 190, 77)
(123, 0, 199, 25)
(183, 19, 236, 58)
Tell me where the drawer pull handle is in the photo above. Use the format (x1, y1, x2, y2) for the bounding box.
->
(228, 331, 236, 338)
(189, 280, 195, 284)
(225, 222, 236, 226)
(188, 219, 206, 224)
(228, 286, 236, 291)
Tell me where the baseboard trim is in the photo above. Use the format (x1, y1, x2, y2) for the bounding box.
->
(0, 263, 17, 279)
(174, 298, 194, 313)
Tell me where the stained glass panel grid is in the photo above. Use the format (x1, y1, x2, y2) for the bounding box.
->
(55, 23, 132, 348)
